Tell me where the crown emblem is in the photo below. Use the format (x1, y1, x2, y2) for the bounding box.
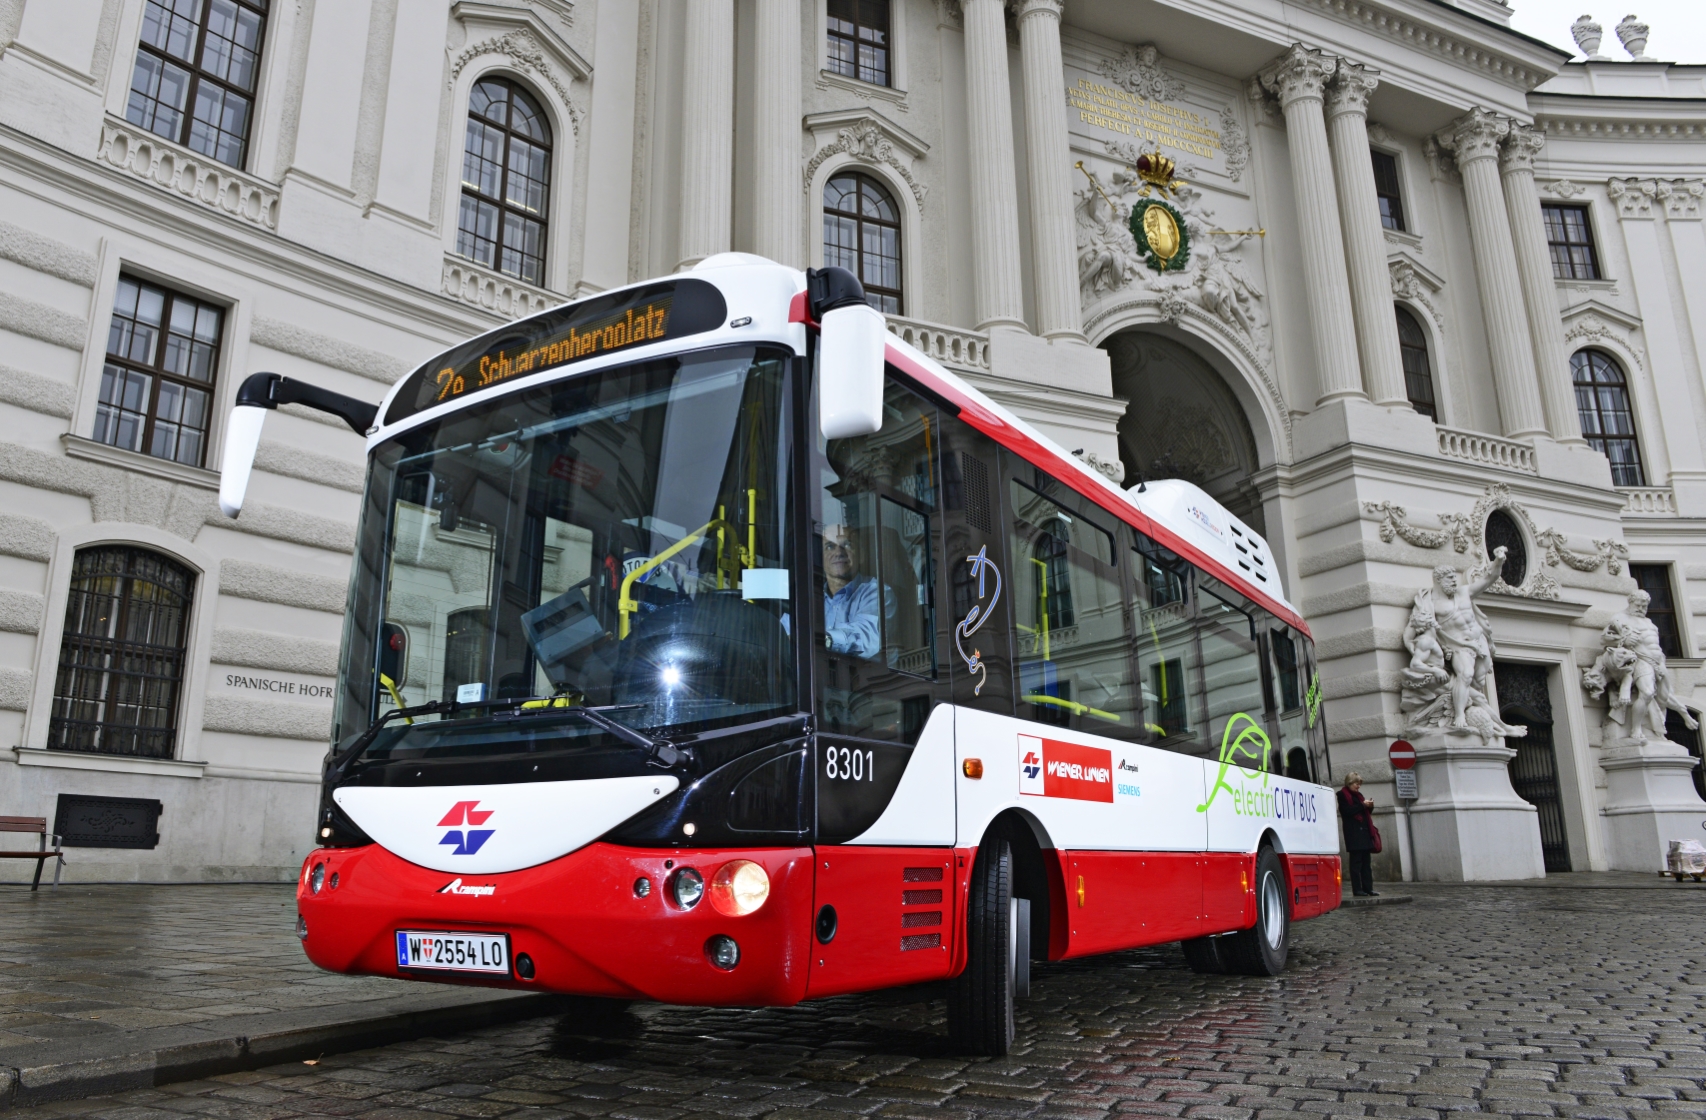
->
(1133, 152, 1183, 197)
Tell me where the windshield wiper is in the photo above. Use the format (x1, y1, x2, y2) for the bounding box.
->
(329, 696, 687, 777)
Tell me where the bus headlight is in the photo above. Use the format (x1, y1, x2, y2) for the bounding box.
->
(310, 862, 326, 894)
(709, 859, 769, 916)
(670, 867, 704, 909)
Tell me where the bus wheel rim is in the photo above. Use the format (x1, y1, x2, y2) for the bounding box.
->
(1261, 872, 1285, 949)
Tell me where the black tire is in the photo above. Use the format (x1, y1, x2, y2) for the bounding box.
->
(948, 838, 1016, 1056)
(1180, 935, 1228, 974)
(1220, 847, 1291, 976)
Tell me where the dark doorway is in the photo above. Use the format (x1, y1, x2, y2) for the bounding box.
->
(1667, 709, 1705, 801)
(1495, 662, 1572, 873)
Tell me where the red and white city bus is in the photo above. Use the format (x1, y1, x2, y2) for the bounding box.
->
(218, 255, 1339, 1056)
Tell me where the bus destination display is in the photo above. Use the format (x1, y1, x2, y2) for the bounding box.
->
(385, 279, 726, 425)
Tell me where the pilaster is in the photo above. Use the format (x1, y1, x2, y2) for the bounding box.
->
(677, 0, 734, 269)
(1013, 0, 1080, 341)
(961, 0, 1025, 330)
(1259, 45, 1363, 407)
(1440, 109, 1546, 439)
(1324, 62, 1407, 409)
(1500, 125, 1582, 444)
(752, 0, 802, 267)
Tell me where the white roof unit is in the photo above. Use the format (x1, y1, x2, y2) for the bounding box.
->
(1126, 479, 1289, 609)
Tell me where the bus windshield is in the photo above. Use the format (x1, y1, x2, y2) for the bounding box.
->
(333, 345, 797, 755)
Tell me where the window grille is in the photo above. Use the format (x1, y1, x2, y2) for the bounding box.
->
(98, 276, 224, 468)
(1543, 204, 1601, 280)
(49, 547, 195, 759)
(457, 78, 553, 286)
(1371, 151, 1406, 232)
(1572, 349, 1644, 486)
(827, 0, 891, 87)
(824, 172, 903, 314)
(1395, 305, 1436, 420)
(127, 0, 268, 169)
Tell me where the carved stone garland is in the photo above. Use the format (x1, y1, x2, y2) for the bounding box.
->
(1363, 484, 1628, 601)
(802, 121, 928, 209)
(450, 30, 582, 134)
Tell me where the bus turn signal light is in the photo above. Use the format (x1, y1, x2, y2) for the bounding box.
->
(963, 758, 983, 779)
(709, 860, 769, 916)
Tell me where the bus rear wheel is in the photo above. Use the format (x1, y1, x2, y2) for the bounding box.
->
(948, 838, 1017, 1056)
(1220, 847, 1291, 976)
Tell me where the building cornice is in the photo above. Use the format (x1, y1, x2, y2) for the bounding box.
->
(1282, 0, 1565, 92)
(1531, 94, 1706, 140)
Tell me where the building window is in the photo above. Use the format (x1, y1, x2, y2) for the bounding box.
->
(824, 172, 902, 314)
(1395, 306, 1437, 420)
(1572, 349, 1644, 486)
(126, 0, 268, 169)
(1485, 509, 1527, 587)
(1543, 204, 1601, 280)
(48, 547, 195, 760)
(98, 276, 224, 468)
(827, 0, 891, 87)
(1371, 150, 1406, 232)
(457, 78, 553, 286)
(1629, 564, 1683, 659)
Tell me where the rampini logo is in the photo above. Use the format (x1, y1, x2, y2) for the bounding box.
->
(437, 878, 496, 896)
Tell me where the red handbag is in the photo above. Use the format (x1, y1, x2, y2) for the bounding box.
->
(1368, 817, 1383, 854)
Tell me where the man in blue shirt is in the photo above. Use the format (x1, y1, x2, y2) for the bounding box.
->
(823, 525, 895, 660)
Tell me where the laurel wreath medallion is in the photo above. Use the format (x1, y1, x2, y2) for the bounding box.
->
(1128, 198, 1191, 273)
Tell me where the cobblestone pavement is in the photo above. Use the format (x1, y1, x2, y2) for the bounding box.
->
(0, 884, 398, 1056)
(18, 878, 1706, 1119)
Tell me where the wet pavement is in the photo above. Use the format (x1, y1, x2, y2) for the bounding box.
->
(13, 875, 1706, 1118)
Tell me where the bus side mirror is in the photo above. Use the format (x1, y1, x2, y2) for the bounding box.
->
(218, 405, 268, 519)
(811, 264, 886, 440)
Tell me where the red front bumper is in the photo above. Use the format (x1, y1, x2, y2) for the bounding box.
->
(296, 843, 815, 1006)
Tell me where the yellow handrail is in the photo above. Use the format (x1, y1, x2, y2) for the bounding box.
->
(379, 673, 413, 724)
(1022, 693, 1120, 723)
(618, 518, 732, 638)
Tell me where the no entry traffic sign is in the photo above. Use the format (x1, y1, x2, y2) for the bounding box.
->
(1388, 740, 1417, 770)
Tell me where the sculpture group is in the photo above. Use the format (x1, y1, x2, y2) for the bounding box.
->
(1582, 590, 1698, 744)
(1400, 550, 1527, 741)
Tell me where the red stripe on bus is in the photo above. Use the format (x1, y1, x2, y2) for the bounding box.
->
(884, 344, 1310, 636)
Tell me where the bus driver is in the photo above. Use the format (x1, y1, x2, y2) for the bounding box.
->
(822, 522, 896, 660)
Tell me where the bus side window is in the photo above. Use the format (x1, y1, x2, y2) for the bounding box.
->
(936, 408, 1013, 714)
(1130, 534, 1202, 753)
(1005, 468, 1139, 739)
(1197, 577, 1266, 769)
(816, 379, 943, 745)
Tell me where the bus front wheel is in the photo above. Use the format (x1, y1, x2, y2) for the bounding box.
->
(1221, 847, 1291, 976)
(948, 838, 1017, 1056)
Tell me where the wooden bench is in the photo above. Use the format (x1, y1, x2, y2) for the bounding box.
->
(0, 817, 65, 890)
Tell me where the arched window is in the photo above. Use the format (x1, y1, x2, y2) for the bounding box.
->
(824, 172, 903, 314)
(1395, 305, 1437, 420)
(49, 547, 195, 759)
(1572, 349, 1644, 486)
(457, 77, 552, 286)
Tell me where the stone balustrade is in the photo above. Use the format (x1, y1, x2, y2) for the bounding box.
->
(1620, 486, 1678, 515)
(97, 116, 280, 230)
(441, 258, 559, 319)
(884, 315, 991, 374)
(1436, 426, 1538, 473)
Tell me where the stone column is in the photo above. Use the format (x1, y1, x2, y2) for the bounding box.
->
(1260, 46, 1364, 405)
(752, 0, 802, 267)
(1500, 125, 1582, 443)
(1014, 0, 1081, 340)
(1324, 63, 1408, 408)
(1443, 109, 1547, 438)
(962, 0, 1026, 330)
(677, 0, 734, 269)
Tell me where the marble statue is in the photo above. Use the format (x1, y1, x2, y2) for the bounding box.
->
(1401, 551, 1527, 740)
(1582, 590, 1699, 742)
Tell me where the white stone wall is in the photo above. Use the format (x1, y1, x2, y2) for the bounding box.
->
(0, 0, 1700, 880)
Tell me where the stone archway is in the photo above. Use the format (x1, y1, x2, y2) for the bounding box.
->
(1104, 329, 1266, 534)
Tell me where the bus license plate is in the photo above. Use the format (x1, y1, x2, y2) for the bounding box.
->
(395, 930, 510, 974)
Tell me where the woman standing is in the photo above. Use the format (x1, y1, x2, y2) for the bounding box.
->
(1337, 772, 1378, 897)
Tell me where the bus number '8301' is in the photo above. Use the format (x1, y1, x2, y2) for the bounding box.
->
(826, 747, 874, 781)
